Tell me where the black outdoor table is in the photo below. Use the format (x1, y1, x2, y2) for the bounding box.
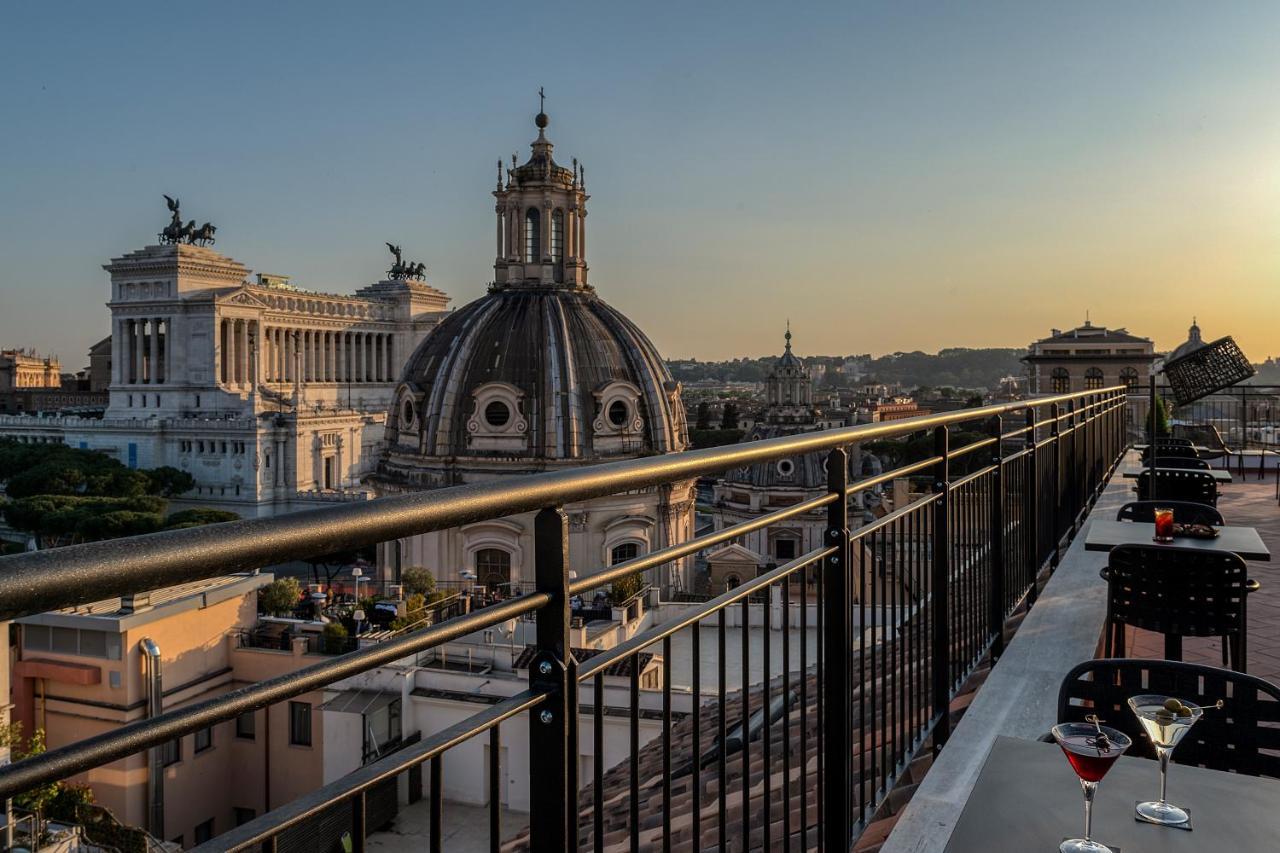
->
(1084, 519, 1270, 561)
(1120, 467, 1233, 483)
(944, 735, 1280, 852)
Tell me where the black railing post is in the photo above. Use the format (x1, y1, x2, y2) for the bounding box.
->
(529, 507, 572, 853)
(1024, 408, 1039, 606)
(1049, 402, 1062, 569)
(987, 415, 1005, 661)
(931, 425, 951, 752)
(822, 446, 852, 851)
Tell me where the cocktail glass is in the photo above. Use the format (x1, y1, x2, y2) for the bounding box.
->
(1128, 694, 1205, 826)
(1052, 720, 1132, 853)
(1153, 507, 1175, 542)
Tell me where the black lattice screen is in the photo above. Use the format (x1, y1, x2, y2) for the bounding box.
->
(1162, 336, 1255, 405)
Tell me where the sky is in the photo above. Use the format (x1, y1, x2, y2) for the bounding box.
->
(2, 2, 1279, 366)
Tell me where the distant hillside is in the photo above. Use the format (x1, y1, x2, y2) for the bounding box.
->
(669, 347, 1025, 390)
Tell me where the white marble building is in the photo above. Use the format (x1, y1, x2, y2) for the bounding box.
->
(0, 236, 449, 516)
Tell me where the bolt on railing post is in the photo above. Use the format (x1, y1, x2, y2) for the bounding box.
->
(1024, 407, 1040, 606)
(1049, 403, 1062, 569)
(529, 507, 573, 853)
(931, 425, 952, 752)
(987, 415, 1005, 661)
(822, 447, 853, 849)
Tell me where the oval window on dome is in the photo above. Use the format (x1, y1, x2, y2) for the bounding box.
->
(776, 459, 795, 477)
(484, 400, 512, 428)
(607, 400, 630, 428)
(400, 399, 415, 425)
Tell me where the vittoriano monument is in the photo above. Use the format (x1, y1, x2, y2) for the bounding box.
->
(385, 242, 426, 280)
(159, 195, 217, 246)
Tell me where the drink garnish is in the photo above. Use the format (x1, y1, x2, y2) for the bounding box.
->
(1084, 714, 1112, 751)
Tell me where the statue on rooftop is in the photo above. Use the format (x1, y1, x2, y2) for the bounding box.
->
(159, 196, 216, 245)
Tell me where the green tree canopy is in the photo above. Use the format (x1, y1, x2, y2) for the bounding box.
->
(259, 577, 302, 616)
(401, 566, 437, 597)
(164, 508, 240, 529)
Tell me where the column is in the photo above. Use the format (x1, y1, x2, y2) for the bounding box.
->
(541, 204, 551, 261)
(327, 332, 336, 382)
(496, 208, 504, 258)
(338, 333, 346, 382)
(284, 330, 294, 382)
(312, 331, 321, 382)
(249, 321, 260, 387)
(239, 319, 250, 388)
(356, 333, 365, 382)
(386, 335, 395, 381)
(276, 328, 285, 382)
(133, 319, 145, 385)
(112, 319, 123, 384)
(374, 335, 383, 382)
(566, 208, 576, 259)
(145, 318, 157, 384)
(335, 436, 345, 489)
(578, 210, 586, 261)
(152, 318, 163, 384)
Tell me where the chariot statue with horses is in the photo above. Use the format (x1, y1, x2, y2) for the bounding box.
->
(385, 242, 426, 280)
(159, 196, 217, 246)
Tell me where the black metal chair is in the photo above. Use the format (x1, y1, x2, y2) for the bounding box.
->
(1115, 500, 1224, 526)
(1154, 437, 1195, 448)
(1141, 443, 1200, 462)
(1057, 658, 1280, 777)
(1101, 544, 1250, 671)
(1136, 468, 1218, 505)
(1145, 456, 1211, 470)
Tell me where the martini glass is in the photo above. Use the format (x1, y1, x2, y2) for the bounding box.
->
(1052, 721, 1132, 853)
(1127, 694, 1205, 826)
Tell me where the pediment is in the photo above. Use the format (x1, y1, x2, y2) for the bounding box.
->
(215, 287, 271, 309)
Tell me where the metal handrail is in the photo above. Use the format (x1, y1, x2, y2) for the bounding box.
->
(0, 388, 1125, 621)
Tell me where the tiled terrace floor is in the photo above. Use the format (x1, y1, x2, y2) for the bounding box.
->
(1120, 478, 1280, 677)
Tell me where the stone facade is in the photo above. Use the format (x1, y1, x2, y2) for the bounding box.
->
(1023, 319, 1156, 395)
(0, 241, 450, 516)
(0, 348, 61, 390)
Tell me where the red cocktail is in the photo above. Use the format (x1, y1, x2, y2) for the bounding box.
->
(1052, 720, 1132, 853)
(1154, 507, 1175, 543)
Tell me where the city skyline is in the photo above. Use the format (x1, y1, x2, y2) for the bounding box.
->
(3, 2, 1279, 364)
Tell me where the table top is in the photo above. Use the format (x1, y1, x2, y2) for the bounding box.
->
(1084, 519, 1270, 561)
(1120, 467, 1233, 482)
(944, 736, 1280, 852)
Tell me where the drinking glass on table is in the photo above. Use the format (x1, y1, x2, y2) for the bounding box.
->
(1052, 718, 1132, 853)
(1128, 694, 1209, 826)
(1153, 506, 1175, 543)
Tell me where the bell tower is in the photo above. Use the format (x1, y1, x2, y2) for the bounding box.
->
(493, 93, 589, 288)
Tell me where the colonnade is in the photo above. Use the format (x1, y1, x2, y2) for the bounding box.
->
(115, 317, 169, 385)
(257, 327, 397, 385)
(497, 204, 586, 263)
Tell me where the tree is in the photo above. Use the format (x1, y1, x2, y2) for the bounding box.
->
(694, 401, 711, 430)
(401, 566, 437, 597)
(3, 494, 167, 549)
(321, 621, 350, 655)
(164, 508, 240, 529)
(608, 572, 644, 605)
(720, 403, 739, 430)
(0, 724, 62, 823)
(1152, 396, 1172, 438)
(304, 547, 372, 590)
(259, 577, 302, 616)
(146, 466, 196, 498)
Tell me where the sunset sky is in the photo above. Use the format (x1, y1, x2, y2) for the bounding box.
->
(2, 2, 1278, 365)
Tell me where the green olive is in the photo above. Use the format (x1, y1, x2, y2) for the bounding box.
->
(1155, 710, 1175, 724)
(1177, 705, 1193, 718)
(1163, 698, 1182, 712)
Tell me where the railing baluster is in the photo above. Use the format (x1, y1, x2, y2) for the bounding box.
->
(718, 610, 728, 849)
(1025, 407, 1039, 605)
(691, 625, 701, 850)
(629, 660, 640, 853)
(762, 579, 772, 850)
(799, 561, 809, 849)
(430, 757, 443, 853)
(352, 790, 367, 853)
(489, 727, 500, 853)
(662, 634, 672, 853)
(782, 573, 792, 852)
(931, 425, 952, 751)
(529, 507, 571, 853)
(989, 414, 1005, 660)
(740, 596, 751, 850)
(593, 675, 604, 853)
(822, 446, 852, 852)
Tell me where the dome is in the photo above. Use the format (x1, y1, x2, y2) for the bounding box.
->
(380, 285, 687, 471)
(1167, 318, 1205, 363)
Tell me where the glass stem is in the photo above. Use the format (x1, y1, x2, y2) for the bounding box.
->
(1081, 779, 1097, 842)
(1157, 745, 1170, 805)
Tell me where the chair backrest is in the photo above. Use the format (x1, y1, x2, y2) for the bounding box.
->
(1147, 456, 1211, 470)
(1136, 469, 1218, 505)
(1155, 437, 1195, 447)
(1106, 544, 1247, 639)
(1057, 658, 1280, 777)
(1141, 443, 1200, 461)
(1115, 500, 1225, 526)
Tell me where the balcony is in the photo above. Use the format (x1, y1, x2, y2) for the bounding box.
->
(0, 389, 1132, 851)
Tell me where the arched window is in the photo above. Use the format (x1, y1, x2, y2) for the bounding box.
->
(724, 574, 741, 591)
(1119, 367, 1140, 391)
(524, 208, 541, 261)
(1050, 368, 1071, 394)
(550, 209, 564, 262)
(475, 548, 511, 590)
(1084, 367, 1105, 390)
(610, 542, 641, 565)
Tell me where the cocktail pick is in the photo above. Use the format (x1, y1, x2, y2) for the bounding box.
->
(1084, 714, 1112, 751)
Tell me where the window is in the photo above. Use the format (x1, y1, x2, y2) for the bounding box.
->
(234, 808, 255, 827)
(1120, 367, 1140, 390)
(475, 548, 512, 590)
(289, 702, 312, 746)
(236, 712, 256, 740)
(524, 208, 541, 261)
(1050, 368, 1071, 394)
(194, 818, 215, 845)
(774, 537, 799, 561)
(550, 209, 564, 262)
(1084, 367, 1105, 390)
(610, 542, 640, 565)
(24, 625, 120, 660)
(607, 400, 629, 428)
(194, 727, 212, 753)
(161, 738, 181, 767)
(724, 574, 741, 590)
(776, 458, 795, 477)
(484, 400, 511, 428)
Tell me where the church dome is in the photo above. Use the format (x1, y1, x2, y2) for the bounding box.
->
(381, 284, 687, 468)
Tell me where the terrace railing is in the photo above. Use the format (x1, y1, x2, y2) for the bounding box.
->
(0, 387, 1129, 853)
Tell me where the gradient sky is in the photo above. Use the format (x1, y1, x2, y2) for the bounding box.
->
(3, 2, 1278, 367)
